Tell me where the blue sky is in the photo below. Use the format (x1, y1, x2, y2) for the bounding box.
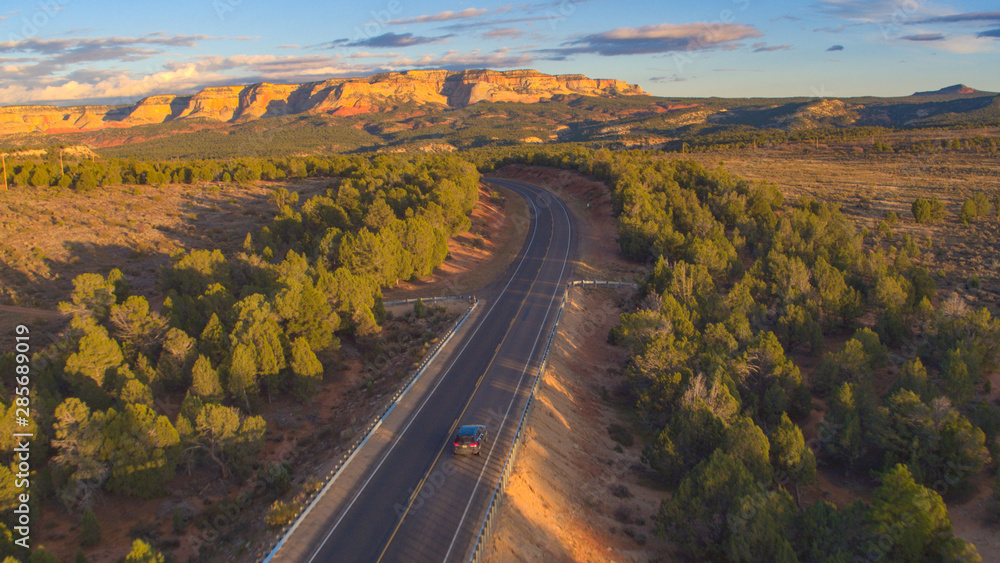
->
(1, 0, 999, 105)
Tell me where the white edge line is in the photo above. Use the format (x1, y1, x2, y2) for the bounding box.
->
(262, 301, 477, 563)
(442, 180, 573, 561)
(298, 188, 542, 563)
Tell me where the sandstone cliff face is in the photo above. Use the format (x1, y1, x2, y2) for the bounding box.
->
(0, 69, 645, 135)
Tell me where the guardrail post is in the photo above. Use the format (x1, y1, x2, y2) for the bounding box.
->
(261, 300, 478, 563)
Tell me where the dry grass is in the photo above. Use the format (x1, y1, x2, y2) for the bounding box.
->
(0, 179, 329, 310)
(685, 149, 1000, 310)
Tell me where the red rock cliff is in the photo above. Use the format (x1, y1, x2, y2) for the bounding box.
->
(0, 69, 645, 135)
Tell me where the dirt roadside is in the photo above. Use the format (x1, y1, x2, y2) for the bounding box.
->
(384, 184, 529, 300)
(483, 286, 672, 562)
(481, 167, 671, 562)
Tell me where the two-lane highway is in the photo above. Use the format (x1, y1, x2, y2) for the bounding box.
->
(268, 178, 575, 563)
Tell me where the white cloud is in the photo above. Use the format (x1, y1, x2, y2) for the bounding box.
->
(921, 35, 997, 53)
(387, 49, 535, 70)
(545, 23, 762, 57)
(388, 8, 490, 25)
(350, 51, 404, 59)
(0, 52, 391, 105)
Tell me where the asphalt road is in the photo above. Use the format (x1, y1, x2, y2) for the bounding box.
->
(267, 178, 576, 563)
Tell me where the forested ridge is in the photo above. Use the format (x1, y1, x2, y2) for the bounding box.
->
(478, 147, 999, 562)
(0, 152, 479, 561)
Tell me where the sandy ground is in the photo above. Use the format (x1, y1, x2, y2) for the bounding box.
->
(483, 287, 672, 562)
(481, 167, 670, 562)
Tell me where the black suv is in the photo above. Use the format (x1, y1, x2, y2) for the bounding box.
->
(453, 425, 487, 455)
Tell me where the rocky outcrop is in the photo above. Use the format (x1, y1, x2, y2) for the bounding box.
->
(0, 69, 645, 135)
(781, 98, 859, 127)
(913, 84, 980, 96)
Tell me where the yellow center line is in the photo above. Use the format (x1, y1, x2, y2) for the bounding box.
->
(374, 187, 554, 563)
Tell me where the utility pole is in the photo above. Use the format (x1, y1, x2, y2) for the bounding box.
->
(1, 153, 6, 191)
(59, 147, 64, 173)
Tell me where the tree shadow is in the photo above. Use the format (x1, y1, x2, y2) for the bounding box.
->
(2, 179, 328, 314)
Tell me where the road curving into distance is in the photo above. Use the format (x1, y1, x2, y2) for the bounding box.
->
(267, 178, 576, 563)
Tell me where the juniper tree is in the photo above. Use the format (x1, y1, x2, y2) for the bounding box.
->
(723, 489, 798, 563)
(99, 403, 180, 498)
(275, 281, 339, 352)
(770, 412, 816, 501)
(64, 323, 123, 390)
(156, 328, 197, 391)
(79, 508, 101, 547)
(184, 403, 266, 478)
(60, 273, 117, 320)
(230, 294, 287, 397)
(226, 343, 258, 411)
(867, 464, 979, 561)
(198, 313, 227, 365)
(290, 338, 324, 401)
(190, 355, 224, 403)
(659, 450, 758, 560)
(51, 399, 108, 508)
(108, 295, 167, 361)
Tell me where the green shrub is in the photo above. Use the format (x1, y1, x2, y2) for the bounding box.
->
(259, 462, 292, 495)
(80, 508, 101, 547)
(266, 499, 302, 528)
(172, 507, 188, 535)
(607, 423, 634, 447)
(413, 298, 427, 319)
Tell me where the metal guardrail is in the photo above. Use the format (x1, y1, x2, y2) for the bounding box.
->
(258, 280, 632, 561)
(259, 298, 480, 562)
(383, 295, 476, 307)
(465, 291, 566, 563)
(567, 280, 639, 289)
(465, 279, 636, 563)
